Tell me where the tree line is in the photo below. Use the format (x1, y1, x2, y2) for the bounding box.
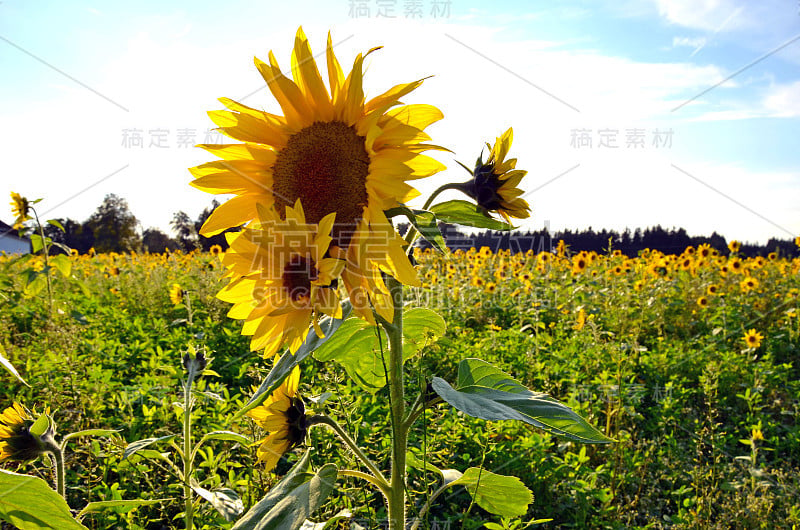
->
(41, 194, 237, 254)
(33, 193, 797, 257)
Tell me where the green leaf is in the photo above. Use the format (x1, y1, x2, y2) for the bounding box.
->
(430, 200, 514, 230)
(0, 343, 30, 387)
(313, 309, 446, 393)
(192, 486, 243, 522)
(30, 234, 45, 254)
(236, 451, 338, 530)
(236, 302, 352, 419)
(123, 435, 177, 460)
(23, 273, 48, 298)
(402, 308, 446, 357)
(385, 206, 448, 253)
(50, 255, 71, 278)
(62, 429, 120, 445)
(198, 430, 249, 445)
(46, 219, 65, 232)
(76, 499, 168, 520)
(431, 359, 612, 444)
(0, 469, 88, 529)
(29, 413, 51, 437)
(450, 468, 532, 517)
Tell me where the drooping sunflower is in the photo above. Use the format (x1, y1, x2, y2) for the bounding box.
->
(0, 402, 43, 463)
(218, 201, 344, 357)
(190, 27, 445, 323)
(247, 366, 307, 472)
(9, 192, 31, 230)
(743, 329, 764, 349)
(454, 128, 530, 223)
(169, 283, 184, 305)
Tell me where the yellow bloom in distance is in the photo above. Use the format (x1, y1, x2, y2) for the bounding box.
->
(743, 329, 764, 349)
(190, 27, 445, 324)
(219, 201, 344, 357)
(169, 283, 184, 305)
(247, 367, 307, 472)
(9, 192, 32, 230)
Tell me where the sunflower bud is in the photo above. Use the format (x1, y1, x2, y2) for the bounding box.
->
(182, 348, 207, 372)
(0, 403, 50, 463)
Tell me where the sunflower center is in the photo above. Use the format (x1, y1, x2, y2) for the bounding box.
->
(282, 255, 318, 302)
(272, 121, 370, 248)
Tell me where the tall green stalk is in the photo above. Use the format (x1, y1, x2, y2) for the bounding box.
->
(384, 275, 407, 530)
(183, 360, 197, 530)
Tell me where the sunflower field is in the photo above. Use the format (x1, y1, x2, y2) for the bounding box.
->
(1, 241, 799, 529)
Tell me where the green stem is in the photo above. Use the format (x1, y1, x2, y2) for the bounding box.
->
(384, 275, 407, 530)
(183, 363, 197, 530)
(32, 208, 54, 318)
(309, 415, 389, 490)
(42, 440, 65, 498)
(338, 469, 391, 498)
(404, 183, 465, 249)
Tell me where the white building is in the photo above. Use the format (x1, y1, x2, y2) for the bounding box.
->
(0, 221, 30, 254)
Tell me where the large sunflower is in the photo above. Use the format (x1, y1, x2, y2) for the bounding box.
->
(190, 27, 445, 323)
(456, 128, 530, 223)
(218, 200, 343, 357)
(247, 366, 307, 472)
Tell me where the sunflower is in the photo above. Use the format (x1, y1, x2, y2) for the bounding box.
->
(728, 240, 741, 253)
(572, 255, 587, 275)
(218, 201, 344, 357)
(247, 366, 307, 472)
(9, 192, 32, 230)
(696, 296, 709, 309)
(169, 283, 184, 305)
(209, 244, 223, 257)
(0, 402, 44, 463)
(740, 276, 758, 292)
(707, 284, 719, 296)
(454, 128, 530, 223)
(190, 27, 445, 324)
(743, 329, 764, 349)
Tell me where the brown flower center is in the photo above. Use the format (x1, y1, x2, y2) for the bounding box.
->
(282, 254, 318, 302)
(272, 121, 370, 248)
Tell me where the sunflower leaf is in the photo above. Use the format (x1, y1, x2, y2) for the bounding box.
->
(430, 200, 514, 230)
(231, 452, 337, 530)
(431, 358, 612, 444)
(450, 468, 533, 517)
(0, 469, 88, 529)
(236, 301, 352, 420)
(385, 206, 447, 253)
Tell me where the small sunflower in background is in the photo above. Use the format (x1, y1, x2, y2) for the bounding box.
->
(743, 329, 764, 349)
(740, 276, 758, 292)
(218, 201, 343, 358)
(169, 283, 184, 305)
(696, 296, 709, 309)
(247, 367, 307, 472)
(0, 402, 45, 463)
(209, 244, 223, 257)
(9, 192, 32, 230)
(728, 240, 741, 253)
(453, 128, 531, 223)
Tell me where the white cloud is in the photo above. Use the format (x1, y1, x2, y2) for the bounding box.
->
(673, 36, 707, 48)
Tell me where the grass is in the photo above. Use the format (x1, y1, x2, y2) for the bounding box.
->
(1, 244, 799, 529)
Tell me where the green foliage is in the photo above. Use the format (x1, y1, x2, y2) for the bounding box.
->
(0, 470, 86, 529)
(430, 200, 514, 230)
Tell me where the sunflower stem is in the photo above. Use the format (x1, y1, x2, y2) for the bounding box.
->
(42, 439, 65, 498)
(183, 360, 197, 530)
(384, 275, 407, 530)
(404, 183, 467, 251)
(309, 414, 389, 491)
(32, 207, 54, 319)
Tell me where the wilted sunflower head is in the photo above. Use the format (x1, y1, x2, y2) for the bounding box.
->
(190, 27, 446, 324)
(9, 192, 32, 230)
(457, 128, 530, 223)
(0, 403, 47, 463)
(247, 367, 307, 472)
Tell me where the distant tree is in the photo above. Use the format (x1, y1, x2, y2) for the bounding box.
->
(171, 211, 197, 252)
(85, 194, 140, 252)
(142, 228, 178, 253)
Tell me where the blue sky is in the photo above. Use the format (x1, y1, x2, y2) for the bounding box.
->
(1, 0, 798, 244)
